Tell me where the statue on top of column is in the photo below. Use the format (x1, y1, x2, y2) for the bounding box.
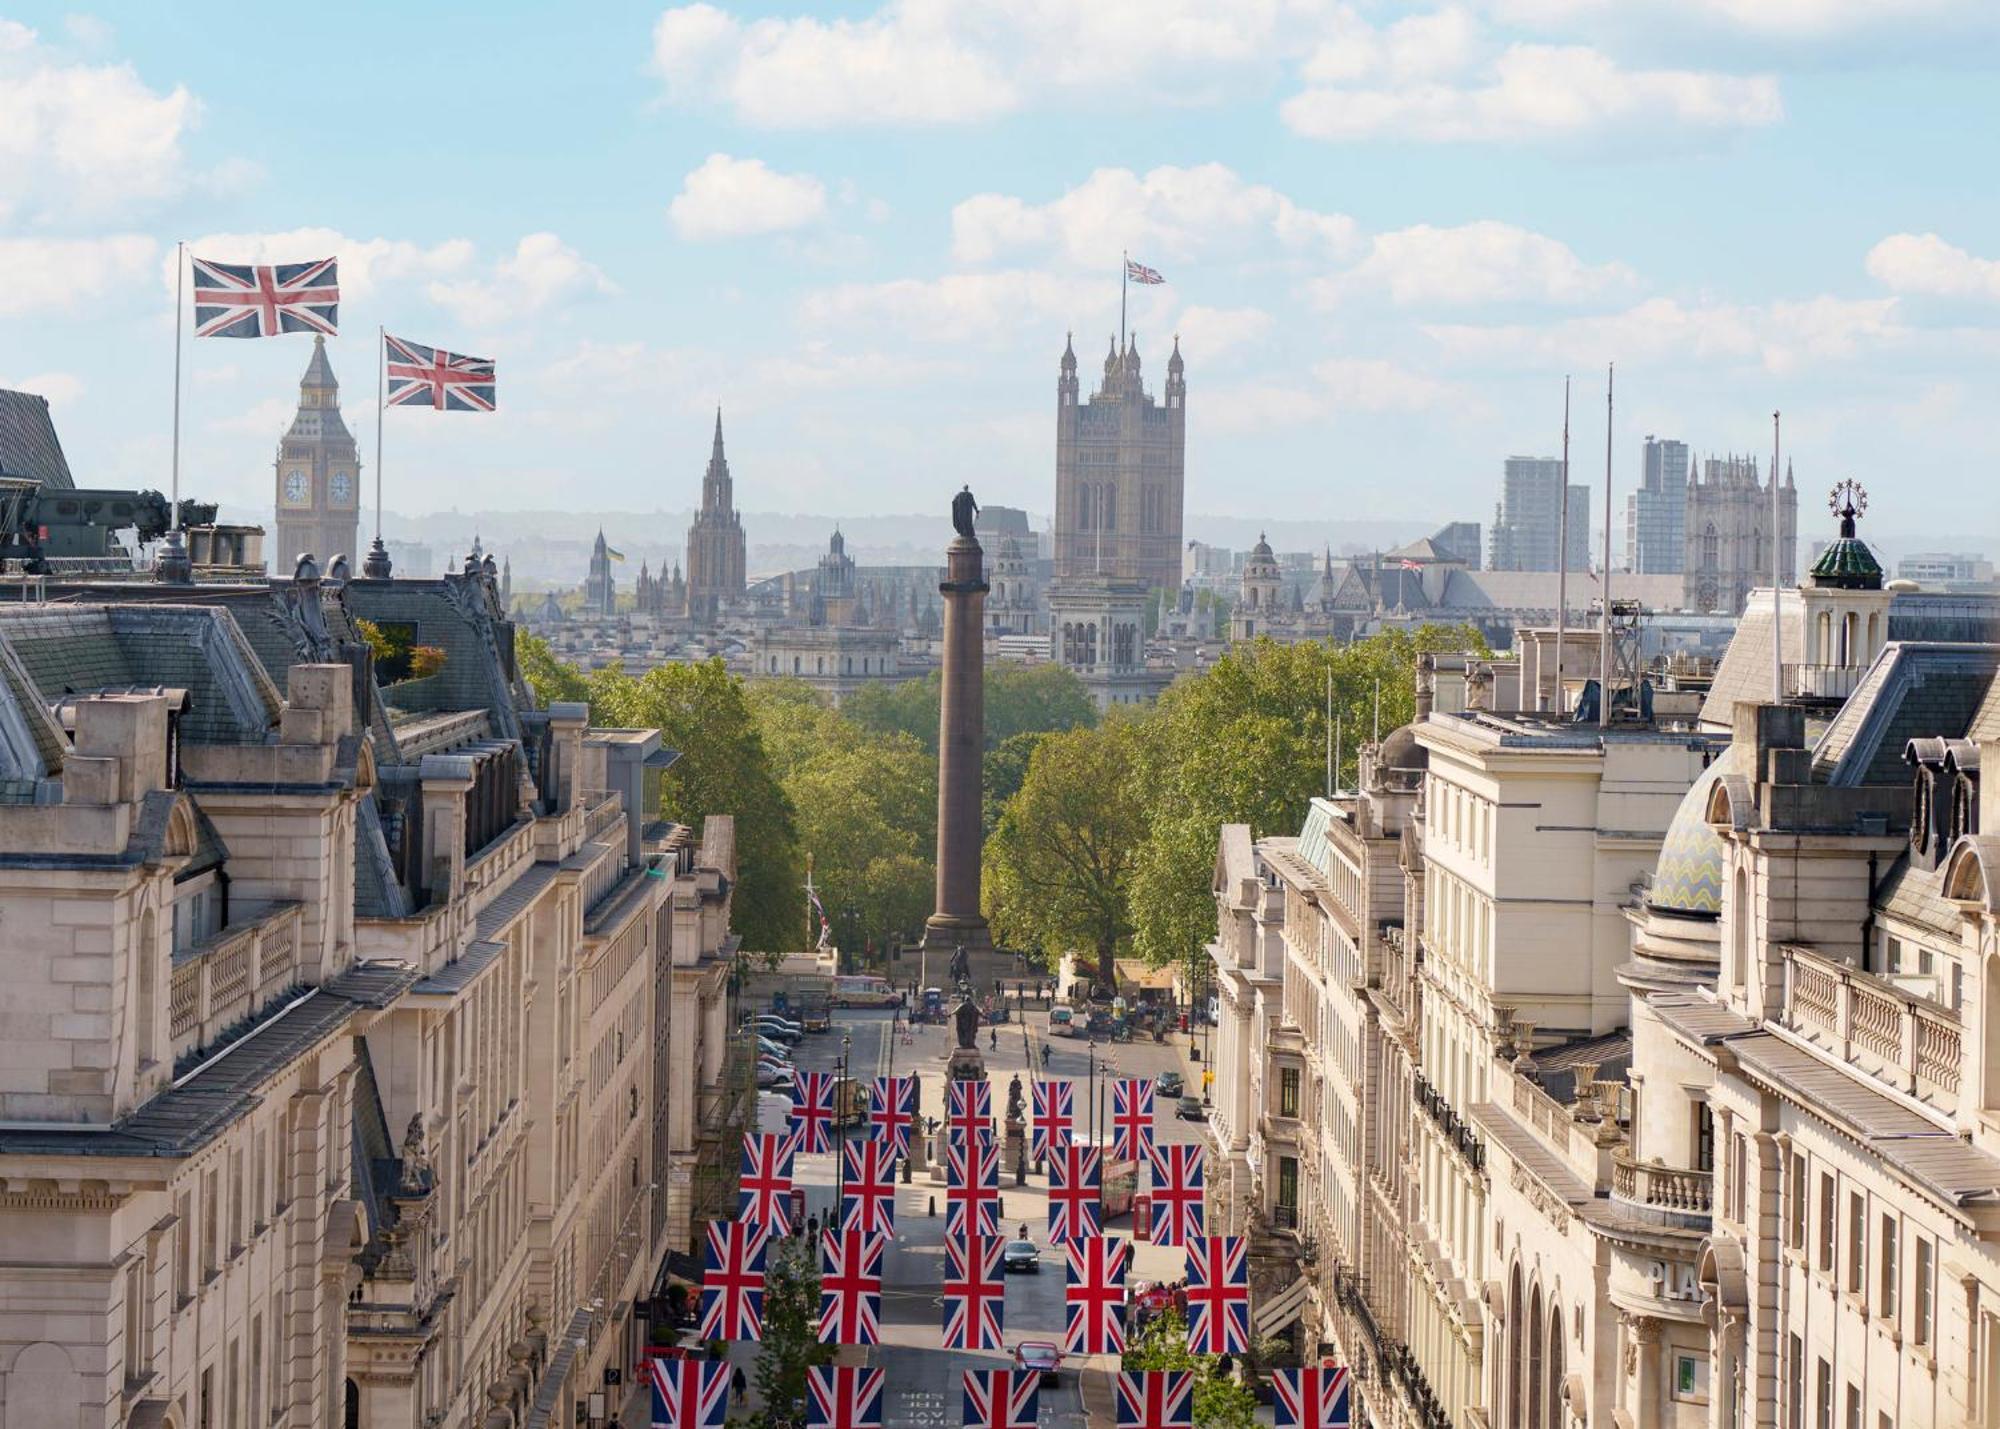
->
(952, 485, 980, 541)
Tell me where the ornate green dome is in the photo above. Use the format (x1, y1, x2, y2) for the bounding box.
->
(1809, 480, 1883, 591)
(1649, 748, 1736, 916)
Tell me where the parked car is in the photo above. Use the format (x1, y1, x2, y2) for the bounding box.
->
(1002, 1240, 1040, 1273)
(752, 1016, 803, 1041)
(1176, 1095, 1204, 1121)
(755, 1035, 793, 1062)
(1155, 1070, 1184, 1097)
(1013, 1340, 1064, 1384)
(755, 1064, 788, 1089)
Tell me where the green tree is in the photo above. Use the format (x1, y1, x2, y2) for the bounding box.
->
(982, 729, 1045, 838)
(589, 660, 803, 955)
(1120, 1308, 1259, 1429)
(750, 1237, 832, 1421)
(984, 721, 1146, 986)
(513, 629, 590, 706)
(843, 664, 1096, 755)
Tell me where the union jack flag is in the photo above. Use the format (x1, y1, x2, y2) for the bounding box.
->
(1047, 1142, 1101, 1244)
(806, 1365, 884, 1429)
(647, 1357, 730, 1429)
(947, 1135, 1001, 1240)
(191, 256, 339, 338)
(1184, 1235, 1250, 1354)
(696, 1220, 769, 1341)
(1124, 258, 1167, 286)
(791, 1069, 836, 1154)
(961, 1370, 1038, 1429)
(947, 1078, 992, 1144)
(1031, 1079, 1073, 1162)
(1115, 1371, 1193, 1428)
(840, 1139, 899, 1238)
(817, 1228, 884, 1345)
(1111, 1078, 1155, 1163)
(870, 1075, 917, 1158)
(1147, 1143, 1205, 1246)
(384, 333, 496, 412)
(942, 1233, 1006, 1350)
(739, 1132, 796, 1233)
(1274, 1367, 1353, 1428)
(1063, 1235, 1128, 1355)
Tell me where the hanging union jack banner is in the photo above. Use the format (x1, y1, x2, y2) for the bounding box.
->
(191, 256, 339, 338)
(946, 1135, 1001, 1240)
(1274, 1367, 1353, 1428)
(942, 1233, 1006, 1350)
(1111, 1078, 1156, 1163)
(791, 1070, 836, 1154)
(961, 1369, 1038, 1429)
(1064, 1235, 1129, 1355)
(1031, 1078, 1073, 1162)
(696, 1220, 769, 1341)
(647, 1357, 730, 1429)
(1048, 1142, 1102, 1245)
(869, 1075, 917, 1159)
(1148, 1142, 1206, 1246)
(840, 1139, 899, 1238)
(1184, 1235, 1250, 1354)
(738, 1132, 796, 1233)
(818, 1228, 884, 1345)
(806, 1365, 885, 1429)
(947, 1078, 993, 1144)
(384, 333, 496, 412)
(1115, 1370, 1193, 1429)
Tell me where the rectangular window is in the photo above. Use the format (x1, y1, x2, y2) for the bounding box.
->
(1818, 1173, 1836, 1272)
(1279, 1067, 1301, 1119)
(175, 1193, 193, 1302)
(1848, 1192, 1867, 1300)
(1277, 1156, 1299, 1218)
(1815, 1359, 1831, 1429)
(1916, 1237, 1935, 1346)
(202, 1170, 219, 1278)
(1787, 1151, 1807, 1250)
(1731, 1133, 1748, 1220)
(124, 1262, 147, 1384)
(1880, 1213, 1899, 1320)
(1673, 1353, 1708, 1400)
(1787, 1333, 1804, 1429)
(1694, 1101, 1715, 1173)
(1845, 1383, 1860, 1429)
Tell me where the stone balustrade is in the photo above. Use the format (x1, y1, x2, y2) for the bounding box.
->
(1612, 1150, 1714, 1214)
(169, 903, 305, 1059)
(1783, 943, 1961, 1107)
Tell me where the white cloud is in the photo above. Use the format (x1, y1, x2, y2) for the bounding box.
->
(1312, 356, 1459, 411)
(669, 154, 828, 241)
(650, 0, 1315, 127)
(0, 234, 154, 315)
(951, 164, 1357, 268)
(1865, 232, 2000, 301)
(176, 228, 475, 302)
(1173, 306, 1274, 360)
(207, 396, 296, 436)
(1284, 9, 1781, 146)
(0, 22, 202, 220)
(1314, 220, 1634, 306)
(1202, 382, 1329, 434)
(800, 269, 1106, 341)
(0, 371, 83, 406)
(1423, 294, 1903, 374)
(427, 234, 616, 327)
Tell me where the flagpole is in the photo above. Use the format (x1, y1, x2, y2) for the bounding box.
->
(1771, 410, 1783, 702)
(1598, 362, 1613, 730)
(364, 327, 391, 578)
(1120, 250, 1127, 354)
(1553, 376, 1570, 714)
(158, 241, 190, 583)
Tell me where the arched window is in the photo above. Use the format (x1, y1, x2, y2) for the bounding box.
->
(1546, 1303, 1567, 1427)
(1508, 1265, 1525, 1428)
(1983, 954, 2000, 1111)
(1527, 1284, 1545, 1429)
(1701, 523, 1718, 568)
(1730, 867, 1750, 991)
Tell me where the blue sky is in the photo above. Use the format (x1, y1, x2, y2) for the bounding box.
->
(3, 0, 1999, 554)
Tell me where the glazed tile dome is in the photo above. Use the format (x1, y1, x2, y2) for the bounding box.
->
(1648, 747, 1736, 916)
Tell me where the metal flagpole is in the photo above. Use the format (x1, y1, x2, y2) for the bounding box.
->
(158, 241, 190, 583)
(1771, 411, 1782, 703)
(375, 325, 385, 543)
(1598, 363, 1614, 730)
(1334, 715, 1342, 798)
(1120, 251, 1127, 355)
(1554, 376, 1570, 714)
(1324, 668, 1333, 797)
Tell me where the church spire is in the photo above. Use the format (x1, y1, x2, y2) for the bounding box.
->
(712, 406, 726, 462)
(301, 333, 337, 393)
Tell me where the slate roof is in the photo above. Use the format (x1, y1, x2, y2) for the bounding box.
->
(1812, 644, 2000, 788)
(1437, 569, 1686, 616)
(1874, 853, 1963, 941)
(0, 388, 76, 488)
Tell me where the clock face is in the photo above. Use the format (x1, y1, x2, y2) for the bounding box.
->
(284, 471, 309, 504)
(330, 471, 353, 504)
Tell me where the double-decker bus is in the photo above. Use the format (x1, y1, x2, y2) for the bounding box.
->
(831, 974, 899, 1008)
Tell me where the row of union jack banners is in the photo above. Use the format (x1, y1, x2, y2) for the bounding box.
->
(188, 254, 495, 412)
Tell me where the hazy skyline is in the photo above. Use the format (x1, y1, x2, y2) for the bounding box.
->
(4, 1, 1999, 551)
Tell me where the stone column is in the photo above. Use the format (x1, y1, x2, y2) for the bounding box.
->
(924, 532, 993, 957)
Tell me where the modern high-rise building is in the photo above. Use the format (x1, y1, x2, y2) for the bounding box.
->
(1626, 435, 1689, 574)
(1053, 333, 1185, 592)
(685, 409, 746, 621)
(272, 335, 360, 569)
(1489, 456, 1588, 571)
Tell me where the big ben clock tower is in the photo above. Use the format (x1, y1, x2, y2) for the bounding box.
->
(273, 335, 360, 570)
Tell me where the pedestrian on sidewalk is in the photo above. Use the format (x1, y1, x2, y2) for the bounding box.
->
(732, 1365, 747, 1399)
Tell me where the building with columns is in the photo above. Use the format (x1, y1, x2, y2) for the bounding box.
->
(1053, 333, 1185, 593)
(685, 410, 746, 623)
(272, 336, 360, 570)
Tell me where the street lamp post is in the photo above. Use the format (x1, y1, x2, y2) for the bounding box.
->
(836, 1032, 851, 1220)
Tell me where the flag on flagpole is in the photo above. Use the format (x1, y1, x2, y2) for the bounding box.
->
(384, 333, 496, 411)
(192, 256, 339, 337)
(648, 1357, 731, 1429)
(1124, 258, 1166, 285)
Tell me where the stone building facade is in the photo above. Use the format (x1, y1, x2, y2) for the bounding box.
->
(272, 336, 360, 570)
(684, 411, 746, 622)
(1684, 453, 1797, 615)
(1053, 334, 1185, 593)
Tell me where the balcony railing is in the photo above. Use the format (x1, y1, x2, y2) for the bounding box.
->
(170, 903, 304, 1059)
(1612, 1151, 1713, 1215)
(1783, 944, 1962, 1106)
(1782, 662, 1866, 702)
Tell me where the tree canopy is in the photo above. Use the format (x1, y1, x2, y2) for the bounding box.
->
(842, 663, 1097, 754)
(1119, 1308, 1259, 1429)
